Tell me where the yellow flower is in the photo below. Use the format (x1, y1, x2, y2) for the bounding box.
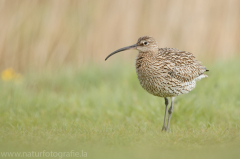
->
(1, 68, 22, 82)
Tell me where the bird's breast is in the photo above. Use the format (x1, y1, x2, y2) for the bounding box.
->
(135, 53, 164, 96)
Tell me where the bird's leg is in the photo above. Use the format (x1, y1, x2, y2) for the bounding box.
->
(162, 97, 168, 131)
(166, 97, 175, 132)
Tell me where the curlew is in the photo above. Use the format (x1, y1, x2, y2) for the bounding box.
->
(105, 36, 209, 132)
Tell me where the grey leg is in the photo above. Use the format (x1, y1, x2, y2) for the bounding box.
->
(166, 97, 175, 132)
(162, 97, 168, 131)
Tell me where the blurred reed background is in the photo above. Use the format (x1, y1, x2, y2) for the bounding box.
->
(0, 0, 239, 71)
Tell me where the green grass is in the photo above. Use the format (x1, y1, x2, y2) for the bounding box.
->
(0, 60, 240, 158)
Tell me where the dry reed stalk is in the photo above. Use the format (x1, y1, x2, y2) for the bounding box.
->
(0, 0, 239, 71)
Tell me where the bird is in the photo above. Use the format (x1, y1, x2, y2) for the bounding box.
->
(105, 36, 209, 132)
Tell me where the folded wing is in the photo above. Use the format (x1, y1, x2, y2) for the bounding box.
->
(156, 48, 208, 83)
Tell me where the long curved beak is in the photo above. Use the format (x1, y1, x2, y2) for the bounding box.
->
(105, 44, 137, 61)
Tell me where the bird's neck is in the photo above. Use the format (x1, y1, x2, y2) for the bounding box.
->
(137, 51, 157, 59)
(135, 51, 156, 69)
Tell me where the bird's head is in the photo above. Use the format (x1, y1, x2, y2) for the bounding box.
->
(105, 36, 158, 61)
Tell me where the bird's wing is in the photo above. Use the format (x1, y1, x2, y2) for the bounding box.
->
(156, 48, 208, 82)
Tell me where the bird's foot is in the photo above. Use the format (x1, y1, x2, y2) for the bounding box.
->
(162, 126, 167, 132)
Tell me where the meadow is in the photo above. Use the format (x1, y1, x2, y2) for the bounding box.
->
(1, 1, 240, 158)
(0, 59, 240, 158)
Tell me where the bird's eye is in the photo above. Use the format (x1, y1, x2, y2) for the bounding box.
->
(144, 42, 148, 45)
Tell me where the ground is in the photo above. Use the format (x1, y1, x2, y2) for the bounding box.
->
(0, 60, 240, 159)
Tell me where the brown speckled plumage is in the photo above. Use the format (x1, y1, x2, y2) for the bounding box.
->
(105, 36, 209, 132)
(135, 41, 208, 97)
